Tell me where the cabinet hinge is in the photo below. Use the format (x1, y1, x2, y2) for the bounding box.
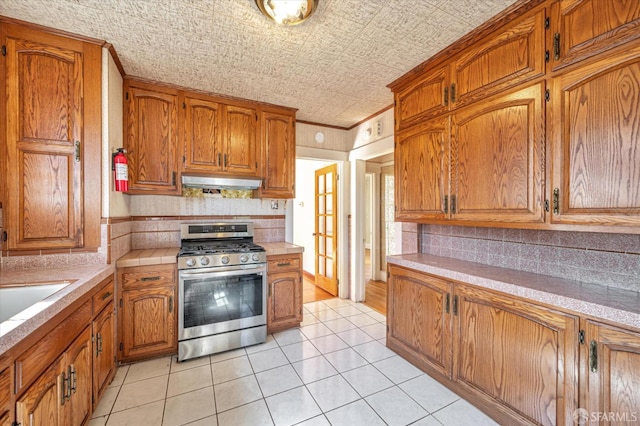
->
(183, 155, 186, 165)
(2, 231, 6, 242)
(119, 342, 123, 351)
(544, 199, 549, 212)
(125, 92, 129, 100)
(183, 102, 186, 109)
(544, 17, 550, 29)
(578, 330, 585, 345)
(545, 89, 550, 102)
(119, 299, 123, 308)
(1, 45, 6, 56)
(545, 50, 550, 62)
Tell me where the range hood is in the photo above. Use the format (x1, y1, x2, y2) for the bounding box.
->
(181, 175, 262, 190)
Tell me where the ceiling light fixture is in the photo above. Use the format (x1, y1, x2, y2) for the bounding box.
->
(256, 0, 318, 26)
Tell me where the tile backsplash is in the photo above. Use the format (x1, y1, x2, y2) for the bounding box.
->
(420, 225, 640, 292)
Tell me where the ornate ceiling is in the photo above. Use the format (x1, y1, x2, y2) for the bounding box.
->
(0, 0, 518, 127)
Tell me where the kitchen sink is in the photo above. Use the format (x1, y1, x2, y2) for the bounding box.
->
(0, 281, 73, 323)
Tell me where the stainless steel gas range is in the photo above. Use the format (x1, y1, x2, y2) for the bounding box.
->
(177, 222, 267, 362)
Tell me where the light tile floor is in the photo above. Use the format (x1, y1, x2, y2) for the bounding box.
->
(89, 298, 498, 426)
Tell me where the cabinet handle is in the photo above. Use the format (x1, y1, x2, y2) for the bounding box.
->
(445, 293, 450, 314)
(224, 154, 228, 167)
(553, 33, 561, 60)
(141, 276, 161, 282)
(101, 291, 112, 301)
(589, 340, 598, 373)
(451, 194, 457, 214)
(450, 83, 456, 103)
(444, 195, 449, 214)
(453, 295, 458, 316)
(69, 365, 77, 394)
(74, 141, 81, 162)
(59, 372, 68, 405)
(277, 262, 291, 267)
(443, 86, 449, 106)
(98, 333, 103, 355)
(553, 188, 559, 215)
(169, 296, 174, 313)
(217, 153, 221, 166)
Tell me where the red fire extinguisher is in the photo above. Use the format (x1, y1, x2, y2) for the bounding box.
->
(113, 148, 128, 192)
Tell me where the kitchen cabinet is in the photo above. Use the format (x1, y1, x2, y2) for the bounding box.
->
(0, 364, 10, 426)
(182, 94, 259, 177)
(393, 8, 545, 132)
(267, 254, 302, 333)
(387, 265, 580, 426)
(118, 264, 177, 362)
(549, 0, 640, 72)
(0, 21, 102, 250)
(124, 79, 180, 195)
(583, 320, 640, 424)
(259, 108, 296, 198)
(16, 326, 92, 426)
(549, 46, 640, 226)
(92, 303, 114, 408)
(387, 266, 452, 377)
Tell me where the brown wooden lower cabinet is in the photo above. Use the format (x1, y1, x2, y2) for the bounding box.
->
(388, 264, 640, 426)
(0, 364, 11, 426)
(118, 264, 178, 362)
(266, 254, 303, 333)
(92, 301, 115, 408)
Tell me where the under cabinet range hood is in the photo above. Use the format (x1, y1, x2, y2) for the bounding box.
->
(181, 175, 262, 190)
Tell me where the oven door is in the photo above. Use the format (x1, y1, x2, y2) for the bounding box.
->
(178, 264, 267, 341)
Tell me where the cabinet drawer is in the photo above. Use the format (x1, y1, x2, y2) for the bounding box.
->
(120, 264, 176, 290)
(93, 276, 114, 316)
(15, 300, 91, 394)
(267, 255, 301, 273)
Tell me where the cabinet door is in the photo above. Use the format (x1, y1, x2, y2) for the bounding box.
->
(453, 285, 579, 426)
(584, 321, 640, 425)
(394, 64, 450, 131)
(550, 0, 640, 71)
(260, 110, 296, 198)
(125, 80, 180, 194)
(451, 83, 545, 223)
(63, 327, 91, 426)
(267, 271, 302, 333)
(387, 266, 453, 378)
(93, 303, 115, 406)
(395, 118, 449, 221)
(0, 366, 10, 425)
(182, 95, 223, 173)
(121, 286, 176, 360)
(16, 356, 64, 426)
(0, 413, 10, 426)
(3, 25, 100, 250)
(223, 104, 258, 176)
(452, 9, 545, 108)
(549, 48, 640, 226)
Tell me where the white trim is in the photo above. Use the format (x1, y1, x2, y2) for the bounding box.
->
(350, 159, 366, 302)
(338, 161, 350, 300)
(297, 146, 349, 162)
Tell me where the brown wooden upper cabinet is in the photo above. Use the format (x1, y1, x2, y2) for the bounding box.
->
(259, 108, 296, 198)
(1, 22, 102, 250)
(549, 46, 640, 226)
(549, 0, 640, 72)
(124, 79, 180, 195)
(393, 8, 545, 132)
(182, 93, 259, 177)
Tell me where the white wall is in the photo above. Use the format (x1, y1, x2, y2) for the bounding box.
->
(297, 122, 353, 152)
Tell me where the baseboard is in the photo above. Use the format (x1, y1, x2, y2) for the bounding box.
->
(303, 270, 315, 283)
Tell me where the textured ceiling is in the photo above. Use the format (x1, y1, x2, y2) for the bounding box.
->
(0, 0, 519, 128)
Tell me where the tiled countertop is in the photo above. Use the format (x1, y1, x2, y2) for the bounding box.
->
(261, 242, 304, 256)
(116, 248, 179, 268)
(388, 254, 640, 330)
(0, 264, 115, 356)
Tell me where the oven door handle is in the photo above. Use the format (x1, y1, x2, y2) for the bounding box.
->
(179, 264, 266, 279)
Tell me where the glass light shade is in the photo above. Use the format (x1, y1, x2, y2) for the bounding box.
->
(256, 0, 318, 26)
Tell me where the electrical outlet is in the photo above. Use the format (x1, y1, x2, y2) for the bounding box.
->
(271, 200, 279, 209)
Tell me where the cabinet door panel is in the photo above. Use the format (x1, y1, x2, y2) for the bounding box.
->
(4, 35, 83, 249)
(550, 48, 640, 225)
(260, 110, 295, 198)
(93, 303, 115, 405)
(453, 9, 545, 108)
(585, 321, 640, 425)
(64, 327, 91, 426)
(454, 285, 578, 426)
(267, 271, 301, 332)
(183, 96, 222, 172)
(387, 266, 452, 377)
(551, 0, 640, 71)
(16, 357, 64, 426)
(125, 82, 179, 194)
(395, 65, 449, 130)
(395, 118, 449, 221)
(452, 83, 545, 223)
(122, 287, 176, 359)
(224, 104, 258, 175)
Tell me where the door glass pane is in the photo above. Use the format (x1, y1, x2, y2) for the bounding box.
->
(318, 195, 325, 214)
(318, 175, 324, 193)
(319, 257, 325, 275)
(326, 237, 333, 257)
(325, 216, 333, 236)
(326, 195, 332, 214)
(319, 236, 325, 255)
(326, 173, 333, 192)
(319, 216, 325, 234)
(326, 258, 333, 279)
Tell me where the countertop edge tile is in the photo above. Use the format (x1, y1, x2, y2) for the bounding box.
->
(388, 254, 640, 331)
(261, 242, 304, 256)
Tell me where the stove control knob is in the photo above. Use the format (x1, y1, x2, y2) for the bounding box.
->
(252, 254, 260, 261)
(240, 254, 249, 263)
(185, 258, 196, 267)
(221, 256, 230, 265)
(200, 257, 210, 266)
